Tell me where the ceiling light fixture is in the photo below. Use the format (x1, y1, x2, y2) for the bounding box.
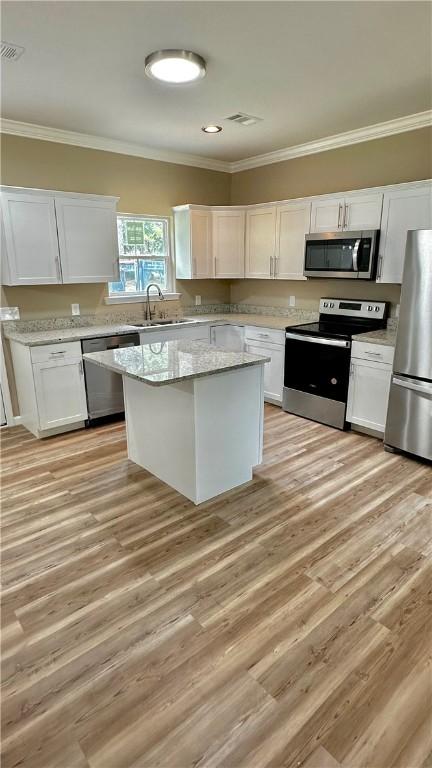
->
(145, 50, 206, 84)
(202, 125, 222, 134)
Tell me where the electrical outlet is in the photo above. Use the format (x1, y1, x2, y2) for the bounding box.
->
(195, 295, 202, 306)
(71, 303, 80, 316)
(0, 306, 20, 320)
(289, 295, 296, 307)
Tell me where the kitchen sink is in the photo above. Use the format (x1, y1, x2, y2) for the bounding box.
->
(132, 319, 192, 328)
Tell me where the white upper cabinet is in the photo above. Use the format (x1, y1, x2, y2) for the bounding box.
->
(310, 197, 345, 233)
(310, 193, 382, 233)
(1, 191, 61, 285)
(245, 207, 277, 278)
(212, 209, 245, 278)
(377, 183, 432, 284)
(1, 187, 119, 286)
(343, 193, 383, 230)
(275, 201, 310, 280)
(174, 206, 213, 279)
(55, 197, 119, 283)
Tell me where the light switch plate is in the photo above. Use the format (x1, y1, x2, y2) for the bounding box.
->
(289, 295, 296, 307)
(71, 303, 80, 316)
(195, 295, 202, 306)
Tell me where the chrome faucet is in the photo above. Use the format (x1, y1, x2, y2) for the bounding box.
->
(145, 283, 165, 321)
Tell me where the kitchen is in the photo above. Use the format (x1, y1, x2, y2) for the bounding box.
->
(1, 2, 431, 767)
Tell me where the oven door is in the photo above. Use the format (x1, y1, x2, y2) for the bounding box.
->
(283, 332, 351, 429)
(304, 232, 377, 279)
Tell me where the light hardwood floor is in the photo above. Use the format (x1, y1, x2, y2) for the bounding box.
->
(1, 406, 431, 768)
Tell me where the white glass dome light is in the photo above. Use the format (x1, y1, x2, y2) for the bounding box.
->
(145, 50, 206, 84)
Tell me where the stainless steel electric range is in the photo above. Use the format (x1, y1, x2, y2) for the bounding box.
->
(283, 298, 389, 430)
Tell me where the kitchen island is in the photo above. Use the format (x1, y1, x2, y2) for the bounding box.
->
(84, 340, 269, 504)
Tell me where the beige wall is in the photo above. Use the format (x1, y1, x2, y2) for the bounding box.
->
(230, 279, 401, 315)
(0, 134, 232, 318)
(231, 127, 432, 204)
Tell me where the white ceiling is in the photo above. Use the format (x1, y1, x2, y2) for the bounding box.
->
(1, 1, 431, 163)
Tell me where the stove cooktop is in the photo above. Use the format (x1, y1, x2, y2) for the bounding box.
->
(286, 319, 385, 341)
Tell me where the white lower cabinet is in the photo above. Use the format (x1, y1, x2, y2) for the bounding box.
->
(245, 326, 285, 405)
(33, 357, 87, 430)
(139, 324, 210, 345)
(11, 340, 88, 438)
(209, 324, 245, 351)
(347, 342, 394, 435)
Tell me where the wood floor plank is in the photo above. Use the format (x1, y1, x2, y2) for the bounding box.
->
(1, 407, 431, 768)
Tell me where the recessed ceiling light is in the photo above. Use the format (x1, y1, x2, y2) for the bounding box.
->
(145, 50, 206, 84)
(202, 125, 222, 134)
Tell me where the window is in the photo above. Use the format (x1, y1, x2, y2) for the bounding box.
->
(109, 214, 173, 298)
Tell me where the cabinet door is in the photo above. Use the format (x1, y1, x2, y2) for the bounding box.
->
(33, 358, 88, 430)
(275, 202, 310, 279)
(1, 191, 61, 285)
(246, 341, 284, 403)
(378, 185, 432, 284)
(347, 359, 392, 433)
(343, 193, 383, 230)
(212, 210, 245, 278)
(210, 325, 245, 351)
(139, 325, 210, 345)
(55, 197, 119, 283)
(310, 197, 345, 233)
(245, 207, 276, 278)
(191, 210, 213, 278)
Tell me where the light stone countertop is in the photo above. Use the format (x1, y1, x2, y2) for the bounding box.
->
(3, 311, 315, 346)
(351, 326, 398, 347)
(83, 340, 270, 386)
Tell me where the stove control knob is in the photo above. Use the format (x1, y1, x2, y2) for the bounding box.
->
(323, 302, 328, 307)
(330, 302, 335, 308)
(375, 306, 380, 312)
(367, 305, 373, 311)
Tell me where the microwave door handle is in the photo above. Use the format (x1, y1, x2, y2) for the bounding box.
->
(352, 239, 360, 272)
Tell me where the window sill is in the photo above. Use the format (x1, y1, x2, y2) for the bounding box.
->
(105, 292, 181, 305)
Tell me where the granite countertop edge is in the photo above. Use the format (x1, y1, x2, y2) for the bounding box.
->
(83, 349, 271, 387)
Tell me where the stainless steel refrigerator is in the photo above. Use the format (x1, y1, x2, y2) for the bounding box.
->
(385, 229, 432, 461)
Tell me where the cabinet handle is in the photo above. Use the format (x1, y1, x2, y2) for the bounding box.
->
(377, 255, 383, 280)
(79, 360, 84, 375)
(258, 333, 270, 338)
(274, 256, 279, 278)
(50, 350, 66, 356)
(337, 204, 343, 229)
(270, 256, 274, 277)
(343, 203, 348, 229)
(365, 351, 383, 358)
(193, 257, 197, 277)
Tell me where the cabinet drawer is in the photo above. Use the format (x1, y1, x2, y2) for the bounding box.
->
(351, 341, 394, 365)
(245, 326, 284, 345)
(31, 340, 83, 363)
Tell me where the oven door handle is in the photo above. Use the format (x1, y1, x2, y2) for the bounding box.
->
(285, 332, 351, 348)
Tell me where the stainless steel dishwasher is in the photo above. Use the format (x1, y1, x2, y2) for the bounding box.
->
(82, 333, 140, 423)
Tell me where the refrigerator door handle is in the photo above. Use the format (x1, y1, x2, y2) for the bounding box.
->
(393, 376, 432, 397)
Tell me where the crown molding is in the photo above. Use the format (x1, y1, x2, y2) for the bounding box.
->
(230, 110, 432, 172)
(1, 111, 431, 175)
(0, 119, 231, 173)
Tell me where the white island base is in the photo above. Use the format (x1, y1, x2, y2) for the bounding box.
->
(124, 365, 264, 504)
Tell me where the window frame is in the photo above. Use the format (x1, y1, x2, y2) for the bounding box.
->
(106, 212, 180, 304)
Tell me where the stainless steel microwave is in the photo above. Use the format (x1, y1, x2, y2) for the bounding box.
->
(304, 230, 380, 279)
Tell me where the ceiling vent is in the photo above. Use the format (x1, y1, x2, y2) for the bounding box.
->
(1, 41, 25, 61)
(225, 112, 262, 127)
